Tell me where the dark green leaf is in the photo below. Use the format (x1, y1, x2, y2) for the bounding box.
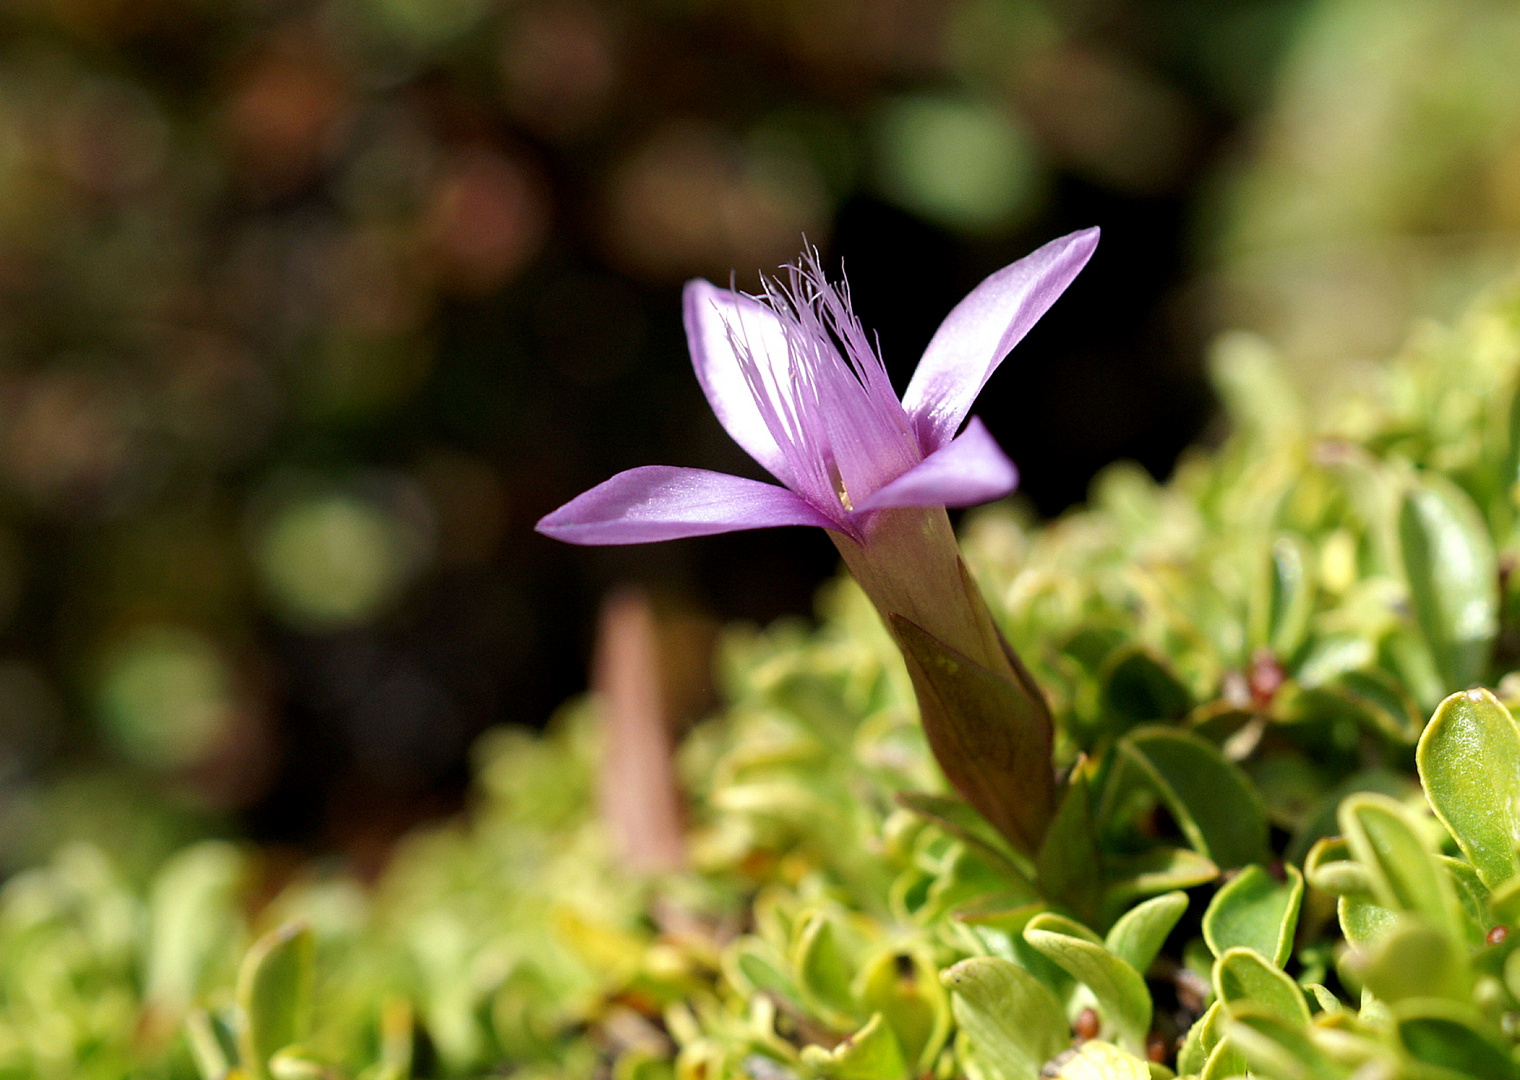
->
(1036, 757, 1101, 920)
(1394, 999, 1516, 1080)
(1101, 647, 1192, 728)
(1102, 847, 1218, 921)
(1111, 727, 1268, 869)
(1250, 533, 1315, 659)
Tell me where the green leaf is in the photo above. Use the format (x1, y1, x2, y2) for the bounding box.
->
(1024, 913, 1152, 1053)
(236, 923, 315, 1080)
(923, 845, 1026, 923)
(146, 842, 245, 1012)
(1303, 837, 1371, 897)
(1439, 855, 1493, 946)
(1336, 894, 1398, 948)
(1045, 1042, 1151, 1080)
(941, 957, 1068, 1080)
(1351, 919, 1470, 1003)
(1398, 473, 1498, 693)
(793, 914, 861, 1027)
(186, 1009, 232, 1080)
(1250, 533, 1316, 658)
(1036, 757, 1102, 922)
(1102, 848, 1218, 921)
(955, 901, 1076, 1002)
(1176, 1004, 1224, 1079)
(890, 615, 1054, 857)
(1101, 647, 1192, 728)
(1417, 688, 1520, 889)
(1104, 891, 1188, 976)
(1222, 1007, 1340, 1080)
(1212, 947, 1310, 1027)
(1198, 1037, 1249, 1080)
(855, 950, 950, 1073)
(1393, 999, 1516, 1080)
(1287, 769, 1415, 866)
(1489, 875, 1520, 926)
(1112, 727, 1268, 869)
(895, 792, 1035, 892)
(1329, 668, 1424, 743)
(730, 938, 803, 1007)
(800, 1013, 909, 1080)
(1202, 864, 1303, 967)
(1337, 793, 1458, 928)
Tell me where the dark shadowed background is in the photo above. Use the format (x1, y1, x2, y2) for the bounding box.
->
(2, 0, 1516, 877)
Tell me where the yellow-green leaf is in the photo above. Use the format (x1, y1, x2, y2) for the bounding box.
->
(1202, 864, 1303, 967)
(1417, 688, 1520, 889)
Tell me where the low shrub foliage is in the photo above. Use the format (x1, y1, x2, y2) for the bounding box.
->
(14, 279, 1520, 1078)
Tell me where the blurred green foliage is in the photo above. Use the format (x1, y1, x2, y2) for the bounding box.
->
(11, 253, 1520, 1077)
(12, 0, 1520, 1077)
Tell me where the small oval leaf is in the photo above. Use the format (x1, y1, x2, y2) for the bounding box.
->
(1104, 891, 1188, 976)
(1393, 999, 1516, 1080)
(1212, 947, 1310, 1028)
(1025, 914, 1152, 1053)
(942, 957, 1067, 1080)
(1201, 864, 1303, 967)
(1398, 474, 1498, 694)
(1338, 793, 1457, 928)
(1249, 533, 1315, 659)
(1417, 688, 1520, 889)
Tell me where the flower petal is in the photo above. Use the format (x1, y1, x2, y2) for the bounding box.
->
(855, 417, 1017, 512)
(536, 466, 838, 545)
(683, 279, 796, 486)
(902, 227, 1098, 452)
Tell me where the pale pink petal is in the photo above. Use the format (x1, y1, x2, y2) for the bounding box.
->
(855, 417, 1017, 512)
(536, 466, 838, 545)
(683, 280, 796, 486)
(902, 228, 1098, 452)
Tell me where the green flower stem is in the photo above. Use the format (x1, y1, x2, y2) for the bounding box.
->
(831, 505, 1056, 855)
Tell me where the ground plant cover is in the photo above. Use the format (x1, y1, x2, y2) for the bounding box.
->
(13, 265, 1520, 1079)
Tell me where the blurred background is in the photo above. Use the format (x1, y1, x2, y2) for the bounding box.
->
(0, 0, 1515, 878)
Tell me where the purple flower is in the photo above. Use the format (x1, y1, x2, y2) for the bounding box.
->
(536, 228, 1098, 546)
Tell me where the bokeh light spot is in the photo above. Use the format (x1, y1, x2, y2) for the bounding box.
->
(872, 95, 1043, 235)
(97, 627, 235, 770)
(254, 486, 425, 630)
